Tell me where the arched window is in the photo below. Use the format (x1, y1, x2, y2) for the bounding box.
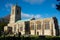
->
(14, 25, 16, 33)
(16, 9, 19, 14)
(20, 24, 23, 31)
(45, 22, 50, 29)
(8, 27, 12, 34)
(37, 24, 41, 30)
(36, 21, 41, 30)
(20, 27, 23, 31)
(12, 9, 14, 14)
(30, 22, 34, 30)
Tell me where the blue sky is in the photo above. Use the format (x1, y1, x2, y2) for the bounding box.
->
(0, 0, 60, 25)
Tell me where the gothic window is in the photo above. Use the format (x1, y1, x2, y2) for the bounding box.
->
(17, 9, 19, 14)
(16, 8, 20, 15)
(20, 24, 23, 31)
(14, 25, 16, 33)
(20, 27, 23, 31)
(30, 22, 34, 30)
(8, 27, 12, 33)
(45, 22, 50, 29)
(36, 21, 41, 30)
(12, 9, 14, 14)
(37, 23, 41, 30)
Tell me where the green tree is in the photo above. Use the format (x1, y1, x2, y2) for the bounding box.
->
(56, 0, 60, 11)
(0, 20, 8, 36)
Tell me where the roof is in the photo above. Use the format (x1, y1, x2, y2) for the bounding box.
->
(16, 17, 53, 23)
(16, 19, 30, 23)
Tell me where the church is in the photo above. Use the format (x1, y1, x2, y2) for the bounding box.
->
(4, 5, 59, 36)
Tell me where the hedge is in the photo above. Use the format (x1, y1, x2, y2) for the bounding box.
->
(0, 36, 60, 40)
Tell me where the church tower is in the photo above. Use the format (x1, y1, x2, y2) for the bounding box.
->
(9, 5, 21, 23)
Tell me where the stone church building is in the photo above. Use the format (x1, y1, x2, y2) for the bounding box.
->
(4, 5, 59, 36)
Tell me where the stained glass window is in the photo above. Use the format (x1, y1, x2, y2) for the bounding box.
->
(36, 21, 41, 30)
(30, 22, 34, 30)
(45, 22, 50, 29)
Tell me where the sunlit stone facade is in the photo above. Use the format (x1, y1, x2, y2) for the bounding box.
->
(30, 18, 57, 36)
(4, 5, 59, 36)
